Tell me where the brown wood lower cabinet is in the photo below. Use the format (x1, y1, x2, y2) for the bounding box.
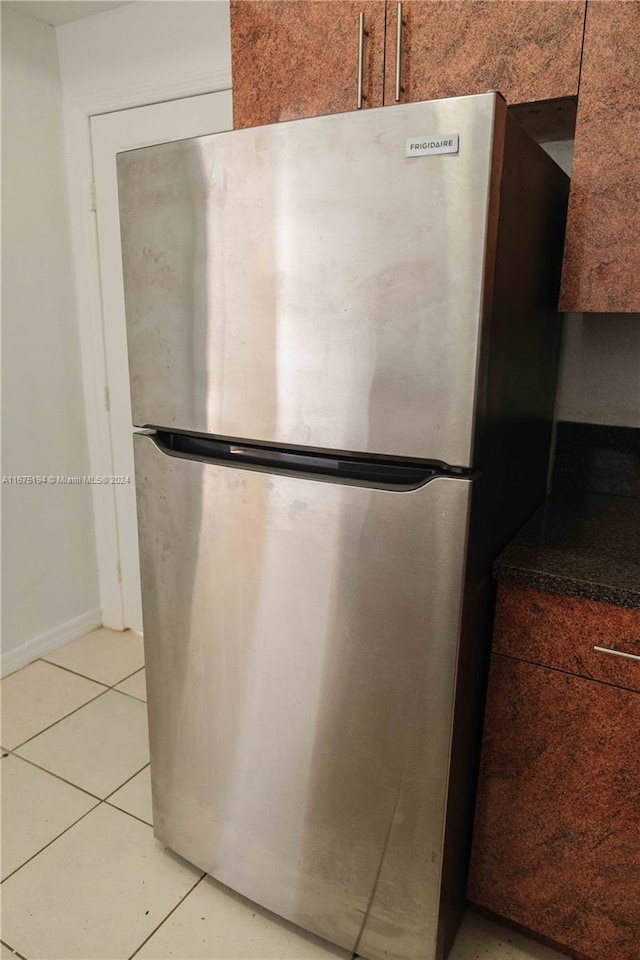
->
(493, 583, 640, 693)
(468, 652, 640, 960)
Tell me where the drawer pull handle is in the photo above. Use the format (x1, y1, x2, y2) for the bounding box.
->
(593, 645, 640, 663)
(395, 2, 405, 102)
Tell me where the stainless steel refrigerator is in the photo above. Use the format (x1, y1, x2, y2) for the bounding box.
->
(117, 92, 568, 960)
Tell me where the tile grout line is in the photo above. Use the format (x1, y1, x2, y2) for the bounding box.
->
(112, 686, 146, 704)
(103, 798, 152, 829)
(8, 745, 152, 827)
(39, 655, 144, 690)
(127, 873, 207, 960)
(5, 666, 147, 755)
(6, 686, 111, 753)
(0, 801, 103, 886)
(2, 659, 152, 873)
(41, 656, 147, 701)
(2, 652, 146, 756)
(2, 751, 104, 803)
(103, 762, 151, 802)
(1, 791, 158, 888)
(113, 665, 146, 684)
(0, 942, 28, 960)
(37, 656, 115, 684)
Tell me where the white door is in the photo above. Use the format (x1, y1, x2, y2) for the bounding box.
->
(90, 90, 233, 633)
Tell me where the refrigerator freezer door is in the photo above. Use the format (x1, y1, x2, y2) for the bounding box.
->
(134, 433, 472, 960)
(119, 94, 502, 467)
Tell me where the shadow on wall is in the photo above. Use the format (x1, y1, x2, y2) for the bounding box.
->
(555, 313, 640, 428)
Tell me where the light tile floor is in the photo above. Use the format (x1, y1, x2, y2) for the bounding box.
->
(1, 628, 571, 960)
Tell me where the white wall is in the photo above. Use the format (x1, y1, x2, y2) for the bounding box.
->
(1, 5, 100, 674)
(56, 0, 230, 105)
(556, 313, 640, 427)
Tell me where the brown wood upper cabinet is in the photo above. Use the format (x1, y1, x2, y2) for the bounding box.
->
(230, 1, 585, 130)
(385, 1, 586, 106)
(560, 1, 640, 313)
(230, 1, 386, 128)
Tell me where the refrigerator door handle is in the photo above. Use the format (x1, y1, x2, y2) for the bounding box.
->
(151, 431, 445, 488)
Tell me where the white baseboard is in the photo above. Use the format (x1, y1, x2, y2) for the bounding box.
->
(1, 608, 102, 678)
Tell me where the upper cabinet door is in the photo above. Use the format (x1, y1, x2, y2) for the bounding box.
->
(230, 0, 386, 129)
(560, 1, 640, 313)
(384, 1, 586, 106)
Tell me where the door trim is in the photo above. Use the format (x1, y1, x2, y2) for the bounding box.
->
(62, 68, 231, 629)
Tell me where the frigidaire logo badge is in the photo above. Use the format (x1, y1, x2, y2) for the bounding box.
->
(405, 134, 459, 158)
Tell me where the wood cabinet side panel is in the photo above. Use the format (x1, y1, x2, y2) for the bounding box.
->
(560, 1, 640, 312)
(230, 0, 386, 129)
(384, 1, 585, 106)
(468, 655, 640, 960)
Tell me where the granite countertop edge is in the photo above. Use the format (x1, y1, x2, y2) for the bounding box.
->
(493, 558, 640, 610)
(493, 493, 640, 612)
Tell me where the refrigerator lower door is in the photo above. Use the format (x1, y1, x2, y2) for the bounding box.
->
(134, 433, 472, 960)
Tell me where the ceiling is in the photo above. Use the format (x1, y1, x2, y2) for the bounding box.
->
(4, 1, 134, 27)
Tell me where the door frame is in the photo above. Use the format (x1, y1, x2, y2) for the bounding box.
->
(62, 67, 231, 630)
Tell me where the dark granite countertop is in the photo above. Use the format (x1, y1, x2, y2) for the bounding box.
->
(494, 493, 640, 609)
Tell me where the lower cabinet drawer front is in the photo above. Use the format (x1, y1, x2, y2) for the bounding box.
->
(468, 655, 640, 960)
(493, 583, 640, 693)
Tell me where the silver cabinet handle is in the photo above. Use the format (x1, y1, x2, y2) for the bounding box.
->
(357, 12, 368, 109)
(395, 2, 404, 102)
(593, 645, 640, 663)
